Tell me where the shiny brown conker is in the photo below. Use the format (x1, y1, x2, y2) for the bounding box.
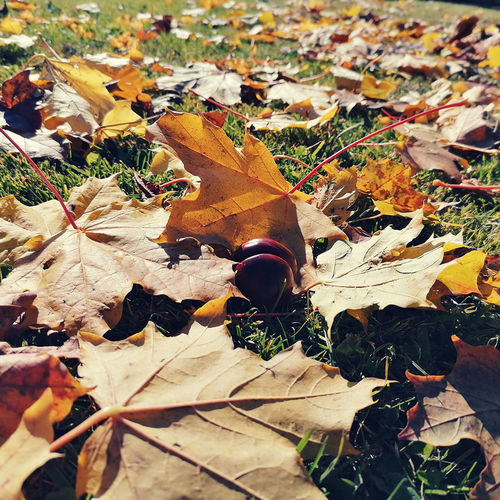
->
(233, 237, 297, 276)
(234, 253, 294, 308)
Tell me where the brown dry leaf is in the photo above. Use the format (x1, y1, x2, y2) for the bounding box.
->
(311, 213, 450, 331)
(399, 336, 500, 499)
(0, 351, 88, 439)
(0, 69, 37, 109)
(40, 81, 101, 135)
(357, 158, 437, 215)
(312, 162, 358, 225)
(379, 54, 446, 77)
(0, 389, 61, 500)
(155, 61, 243, 106)
(0, 175, 234, 335)
(146, 111, 345, 289)
(399, 139, 466, 181)
(0, 293, 36, 339)
(0, 194, 67, 264)
(436, 105, 500, 150)
(478, 255, 500, 307)
(75, 318, 384, 499)
(0, 337, 80, 358)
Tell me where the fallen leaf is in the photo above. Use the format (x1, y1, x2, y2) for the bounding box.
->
(40, 57, 115, 125)
(265, 81, 334, 107)
(247, 102, 338, 131)
(399, 139, 466, 181)
(0, 127, 65, 160)
(478, 255, 500, 307)
(149, 146, 200, 190)
(360, 74, 398, 100)
(479, 45, 500, 69)
(379, 54, 446, 77)
(1, 70, 37, 109)
(312, 162, 358, 224)
(105, 65, 150, 102)
(0, 194, 67, 264)
(0, 174, 235, 335)
(0, 337, 80, 358)
(0, 17, 23, 35)
(0, 351, 88, 439)
(75, 320, 384, 499)
(146, 111, 345, 289)
(399, 336, 500, 499)
(0, 34, 35, 48)
(0, 389, 61, 500)
(155, 61, 243, 106)
(41, 82, 101, 135)
(93, 100, 145, 143)
(448, 16, 479, 43)
(437, 105, 499, 149)
(357, 157, 437, 215)
(0, 293, 36, 339)
(311, 213, 450, 330)
(436, 249, 486, 295)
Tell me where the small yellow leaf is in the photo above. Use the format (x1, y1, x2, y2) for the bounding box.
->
(478, 46, 500, 68)
(128, 46, 144, 63)
(342, 5, 361, 17)
(258, 11, 275, 26)
(360, 74, 398, 100)
(437, 250, 486, 295)
(0, 17, 23, 34)
(420, 32, 439, 51)
(8, 1, 35, 9)
(93, 100, 145, 143)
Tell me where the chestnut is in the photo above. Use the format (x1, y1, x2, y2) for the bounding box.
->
(233, 237, 298, 276)
(234, 253, 294, 308)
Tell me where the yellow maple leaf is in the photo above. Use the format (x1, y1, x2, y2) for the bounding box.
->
(146, 111, 345, 289)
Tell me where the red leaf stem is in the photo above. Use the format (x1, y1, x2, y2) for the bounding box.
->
(0, 126, 79, 230)
(159, 177, 193, 189)
(288, 100, 467, 195)
(433, 179, 500, 195)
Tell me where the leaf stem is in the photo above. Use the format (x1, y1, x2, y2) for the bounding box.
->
(227, 310, 309, 319)
(288, 100, 467, 195)
(159, 177, 193, 189)
(188, 88, 249, 122)
(273, 155, 311, 170)
(432, 179, 500, 194)
(50, 405, 124, 452)
(0, 127, 79, 230)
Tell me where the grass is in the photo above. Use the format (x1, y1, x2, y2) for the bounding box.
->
(0, 0, 498, 498)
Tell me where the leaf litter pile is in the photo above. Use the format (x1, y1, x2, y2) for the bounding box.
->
(0, 0, 499, 498)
